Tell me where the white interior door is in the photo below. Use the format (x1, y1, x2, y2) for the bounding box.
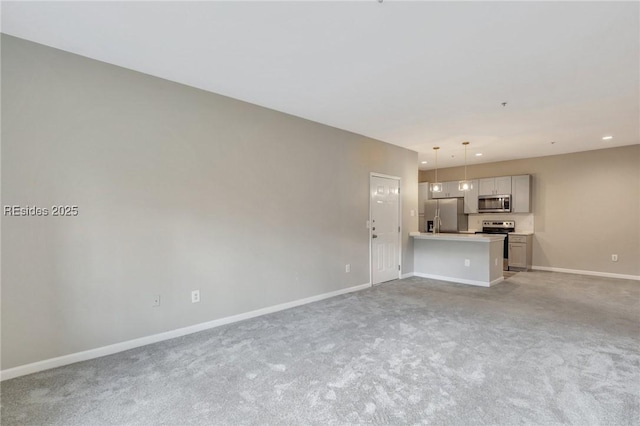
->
(370, 175, 400, 285)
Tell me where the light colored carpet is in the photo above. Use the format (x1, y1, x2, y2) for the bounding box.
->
(2, 271, 639, 425)
(503, 270, 518, 279)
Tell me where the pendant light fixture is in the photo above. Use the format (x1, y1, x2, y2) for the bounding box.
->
(458, 141, 473, 191)
(429, 147, 443, 193)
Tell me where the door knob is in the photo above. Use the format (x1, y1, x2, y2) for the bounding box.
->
(372, 234, 378, 238)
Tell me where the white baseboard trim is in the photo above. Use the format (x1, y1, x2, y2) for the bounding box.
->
(413, 272, 499, 287)
(489, 276, 505, 286)
(400, 272, 415, 279)
(531, 266, 640, 281)
(0, 282, 371, 382)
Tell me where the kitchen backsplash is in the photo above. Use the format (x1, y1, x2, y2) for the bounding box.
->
(468, 213, 535, 233)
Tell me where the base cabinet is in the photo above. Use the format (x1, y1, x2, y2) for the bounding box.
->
(509, 244, 527, 268)
(508, 234, 532, 271)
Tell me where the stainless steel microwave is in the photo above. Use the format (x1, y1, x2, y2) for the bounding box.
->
(478, 194, 511, 213)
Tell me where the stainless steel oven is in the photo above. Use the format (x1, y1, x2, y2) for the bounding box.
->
(478, 194, 511, 213)
(477, 220, 515, 271)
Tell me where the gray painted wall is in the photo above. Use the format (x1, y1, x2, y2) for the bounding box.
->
(1, 35, 418, 370)
(420, 145, 640, 277)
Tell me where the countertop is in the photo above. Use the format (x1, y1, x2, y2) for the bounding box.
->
(410, 232, 506, 243)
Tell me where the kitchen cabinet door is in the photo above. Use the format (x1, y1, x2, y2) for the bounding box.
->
(431, 185, 446, 199)
(508, 243, 527, 268)
(512, 175, 531, 213)
(508, 234, 532, 270)
(479, 176, 512, 195)
(495, 176, 512, 195)
(418, 182, 431, 214)
(478, 178, 496, 196)
(464, 179, 479, 213)
(431, 180, 465, 199)
(445, 181, 464, 198)
(431, 181, 459, 198)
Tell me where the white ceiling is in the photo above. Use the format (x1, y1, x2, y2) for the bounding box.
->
(2, 1, 638, 170)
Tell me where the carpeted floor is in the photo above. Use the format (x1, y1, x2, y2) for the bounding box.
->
(2, 271, 639, 425)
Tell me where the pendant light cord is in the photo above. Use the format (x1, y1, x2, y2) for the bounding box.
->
(462, 141, 470, 181)
(433, 146, 439, 183)
(464, 144, 467, 181)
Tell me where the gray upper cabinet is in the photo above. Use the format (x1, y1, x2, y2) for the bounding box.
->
(512, 175, 532, 213)
(418, 182, 430, 214)
(431, 181, 464, 199)
(431, 186, 446, 199)
(463, 179, 479, 213)
(478, 178, 493, 196)
(478, 176, 512, 196)
(445, 181, 464, 198)
(427, 175, 528, 214)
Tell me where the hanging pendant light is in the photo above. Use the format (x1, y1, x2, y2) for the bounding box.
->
(458, 141, 473, 191)
(429, 147, 443, 193)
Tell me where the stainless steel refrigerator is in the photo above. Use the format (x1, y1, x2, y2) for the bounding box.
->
(424, 199, 468, 233)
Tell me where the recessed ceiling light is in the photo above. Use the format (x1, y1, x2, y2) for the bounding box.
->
(475, 153, 483, 156)
(421, 161, 428, 164)
(602, 136, 613, 140)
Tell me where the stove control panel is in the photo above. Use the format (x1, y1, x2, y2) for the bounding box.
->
(482, 220, 515, 229)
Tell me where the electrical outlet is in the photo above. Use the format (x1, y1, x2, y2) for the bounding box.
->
(152, 295, 161, 307)
(191, 290, 200, 303)
(611, 254, 618, 262)
(345, 264, 351, 273)
(464, 259, 470, 267)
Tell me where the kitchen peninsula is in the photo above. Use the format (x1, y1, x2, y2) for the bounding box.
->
(411, 232, 505, 287)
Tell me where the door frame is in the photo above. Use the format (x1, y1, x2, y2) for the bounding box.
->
(369, 172, 402, 286)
